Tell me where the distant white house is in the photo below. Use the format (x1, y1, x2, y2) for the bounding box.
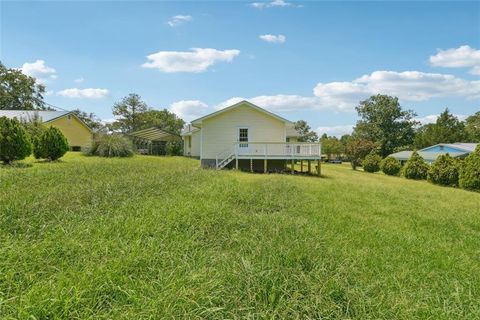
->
(390, 143, 478, 164)
(181, 100, 321, 173)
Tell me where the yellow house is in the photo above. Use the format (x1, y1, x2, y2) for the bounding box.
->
(0, 110, 93, 151)
(181, 100, 321, 173)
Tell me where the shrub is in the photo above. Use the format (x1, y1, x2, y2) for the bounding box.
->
(85, 134, 134, 157)
(345, 138, 376, 170)
(427, 154, 459, 187)
(381, 156, 401, 176)
(362, 153, 382, 173)
(34, 126, 69, 161)
(0, 116, 32, 164)
(459, 145, 480, 191)
(166, 140, 183, 156)
(402, 151, 429, 180)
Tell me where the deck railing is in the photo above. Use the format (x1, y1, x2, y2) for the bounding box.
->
(234, 142, 321, 158)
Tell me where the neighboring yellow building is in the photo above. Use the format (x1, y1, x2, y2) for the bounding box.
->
(181, 100, 321, 173)
(0, 110, 93, 151)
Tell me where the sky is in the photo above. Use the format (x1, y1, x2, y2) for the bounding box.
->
(1, 0, 479, 136)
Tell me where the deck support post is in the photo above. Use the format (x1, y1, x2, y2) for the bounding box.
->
(264, 159, 267, 173)
(235, 157, 238, 170)
(291, 159, 295, 174)
(317, 159, 321, 176)
(250, 159, 253, 172)
(300, 160, 303, 173)
(308, 160, 311, 174)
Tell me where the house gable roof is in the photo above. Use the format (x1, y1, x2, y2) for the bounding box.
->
(0, 110, 93, 132)
(420, 143, 478, 153)
(190, 100, 293, 127)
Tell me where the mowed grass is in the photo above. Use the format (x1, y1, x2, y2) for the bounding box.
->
(1, 153, 479, 319)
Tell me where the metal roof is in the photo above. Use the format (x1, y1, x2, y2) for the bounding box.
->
(390, 150, 469, 162)
(129, 127, 181, 142)
(0, 110, 71, 122)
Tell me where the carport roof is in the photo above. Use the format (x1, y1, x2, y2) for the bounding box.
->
(129, 127, 180, 141)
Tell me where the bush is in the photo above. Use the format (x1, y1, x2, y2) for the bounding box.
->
(381, 156, 401, 176)
(362, 153, 381, 173)
(166, 140, 183, 156)
(459, 145, 480, 191)
(0, 116, 32, 164)
(345, 138, 376, 170)
(85, 134, 134, 157)
(402, 151, 429, 180)
(34, 126, 69, 161)
(427, 154, 459, 187)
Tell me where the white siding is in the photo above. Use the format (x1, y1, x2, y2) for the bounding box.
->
(201, 104, 285, 159)
(191, 130, 200, 157)
(183, 130, 200, 157)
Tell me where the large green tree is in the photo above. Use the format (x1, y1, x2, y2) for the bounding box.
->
(321, 135, 344, 160)
(353, 95, 417, 157)
(465, 111, 480, 142)
(111, 93, 149, 133)
(0, 62, 46, 110)
(294, 120, 318, 142)
(137, 109, 185, 134)
(414, 109, 468, 148)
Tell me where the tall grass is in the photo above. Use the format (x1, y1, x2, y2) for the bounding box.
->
(0, 153, 479, 319)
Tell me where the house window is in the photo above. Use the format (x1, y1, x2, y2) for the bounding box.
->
(286, 137, 290, 142)
(239, 128, 249, 147)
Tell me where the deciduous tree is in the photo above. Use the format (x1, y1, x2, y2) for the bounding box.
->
(0, 62, 47, 110)
(354, 95, 417, 157)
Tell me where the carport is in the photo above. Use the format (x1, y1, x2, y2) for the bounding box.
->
(129, 127, 181, 155)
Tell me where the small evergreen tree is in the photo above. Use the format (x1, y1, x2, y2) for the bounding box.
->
(362, 153, 382, 173)
(427, 154, 459, 187)
(403, 151, 429, 180)
(34, 126, 69, 161)
(459, 145, 480, 191)
(0, 116, 32, 164)
(381, 156, 401, 176)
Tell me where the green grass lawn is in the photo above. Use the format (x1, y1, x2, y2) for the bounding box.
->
(1, 153, 479, 319)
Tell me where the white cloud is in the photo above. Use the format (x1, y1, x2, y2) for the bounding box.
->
(57, 88, 109, 99)
(169, 100, 209, 121)
(429, 45, 480, 75)
(259, 34, 286, 43)
(316, 125, 354, 137)
(251, 0, 300, 9)
(313, 70, 480, 111)
(74, 77, 84, 83)
(20, 59, 56, 83)
(167, 15, 192, 27)
(141, 48, 240, 73)
(215, 95, 319, 112)
(212, 70, 480, 115)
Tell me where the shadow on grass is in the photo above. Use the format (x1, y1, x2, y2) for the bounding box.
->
(1, 162, 33, 169)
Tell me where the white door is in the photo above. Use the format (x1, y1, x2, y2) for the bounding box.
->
(238, 127, 249, 154)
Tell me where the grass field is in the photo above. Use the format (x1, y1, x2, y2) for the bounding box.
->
(1, 153, 479, 319)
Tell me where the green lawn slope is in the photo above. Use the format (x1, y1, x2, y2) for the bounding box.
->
(1, 153, 479, 319)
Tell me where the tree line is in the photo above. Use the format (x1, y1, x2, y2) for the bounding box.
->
(293, 95, 479, 167)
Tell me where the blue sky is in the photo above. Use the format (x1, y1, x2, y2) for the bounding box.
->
(2, 0, 479, 136)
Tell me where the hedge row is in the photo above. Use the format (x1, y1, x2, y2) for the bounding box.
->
(361, 146, 480, 192)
